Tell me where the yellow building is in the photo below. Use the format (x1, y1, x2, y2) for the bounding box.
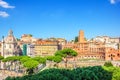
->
(34, 39, 58, 56)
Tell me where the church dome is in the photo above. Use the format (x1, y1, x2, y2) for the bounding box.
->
(4, 30, 17, 43)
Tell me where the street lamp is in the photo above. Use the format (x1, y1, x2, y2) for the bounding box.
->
(2, 36, 5, 71)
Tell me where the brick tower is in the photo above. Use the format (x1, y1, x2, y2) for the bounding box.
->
(78, 30, 85, 43)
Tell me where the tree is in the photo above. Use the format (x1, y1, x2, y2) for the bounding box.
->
(53, 56, 62, 63)
(23, 59, 39, 75)
(29, 34, 33, 37)
(45, 56, 54, 68)
(104, 61, 113, 67)
(75, 36, 78, 42)
(0, 56, 4, 69)
(55, 48, 78, 68)
(20, 56, 31, 64)
(32, 56, 46, 64)
(46, 56, 54, 61)
(16, 38, 20, 41)
(84, 37, 87, 41)
(55, 50, 66, 57)
(62, 48, 78, 56)
(5, 66, 113, 80)
(62, 48, 78, 68)
(0, 56, 4, 60)
(53, 56, 62, 68)
(45, 56, 62, 68)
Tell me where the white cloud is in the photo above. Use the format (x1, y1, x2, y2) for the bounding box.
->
(109, 0, 120, 4)
(0, 11, 9, 17)
(110, 0, 116, 4)
(0, 0, 15, 8)
(0, 0, 15, 18)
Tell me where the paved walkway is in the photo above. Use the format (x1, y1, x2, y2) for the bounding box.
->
(0, 70, 23, 80)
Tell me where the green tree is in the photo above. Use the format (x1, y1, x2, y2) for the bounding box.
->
(55, 50, 66, 57)
(20, 56, 31, 63)
(16, 38, 20, 41)
(45, 56, 54, 68)
(55, 48, 78, 68)
(75, 36, 78, 42)
(23, 59, 39, 75)
(84, 37, 87, 41)
(29, 34, 33, 37)
(0, 56, 4, 69)
(104, 61, 113, 67)
(53, 56, 62, 68)
(32, 56, 46, 64)
(46, 56, 54, 61)
(45, 56, 62, 68)
(0, 56, 4, 60)
(5, 66, 113, 80)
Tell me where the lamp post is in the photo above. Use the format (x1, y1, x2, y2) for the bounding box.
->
(2, 36, 5, 73)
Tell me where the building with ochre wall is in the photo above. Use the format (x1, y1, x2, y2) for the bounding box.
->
(34, 39, 59, 56)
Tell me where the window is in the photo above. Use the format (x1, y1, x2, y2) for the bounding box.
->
(117, 54, 120, 57)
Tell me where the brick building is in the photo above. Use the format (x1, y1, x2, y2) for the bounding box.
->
(62, 30, 120, 61)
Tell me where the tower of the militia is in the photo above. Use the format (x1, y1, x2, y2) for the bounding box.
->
(78, 30, 85, 43)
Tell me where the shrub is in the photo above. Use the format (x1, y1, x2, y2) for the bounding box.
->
(104, 61, 113, 67)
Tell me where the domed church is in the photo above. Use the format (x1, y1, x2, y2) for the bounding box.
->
(1, 30, 22, 58)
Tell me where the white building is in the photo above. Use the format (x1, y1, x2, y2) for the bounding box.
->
(27, 44, 35, 57)
(93, 36, 120, 50)
(1, 30, 22, 58)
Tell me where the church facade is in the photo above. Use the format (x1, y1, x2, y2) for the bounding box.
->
(1, 30, 22, 58)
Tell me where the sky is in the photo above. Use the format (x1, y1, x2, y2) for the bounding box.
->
(0, 0, 120, 41)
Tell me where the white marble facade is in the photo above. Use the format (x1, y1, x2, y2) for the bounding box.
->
(1, 30, 22, 58)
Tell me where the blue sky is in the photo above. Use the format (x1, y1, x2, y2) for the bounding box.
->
(0, 0, 120, 41)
